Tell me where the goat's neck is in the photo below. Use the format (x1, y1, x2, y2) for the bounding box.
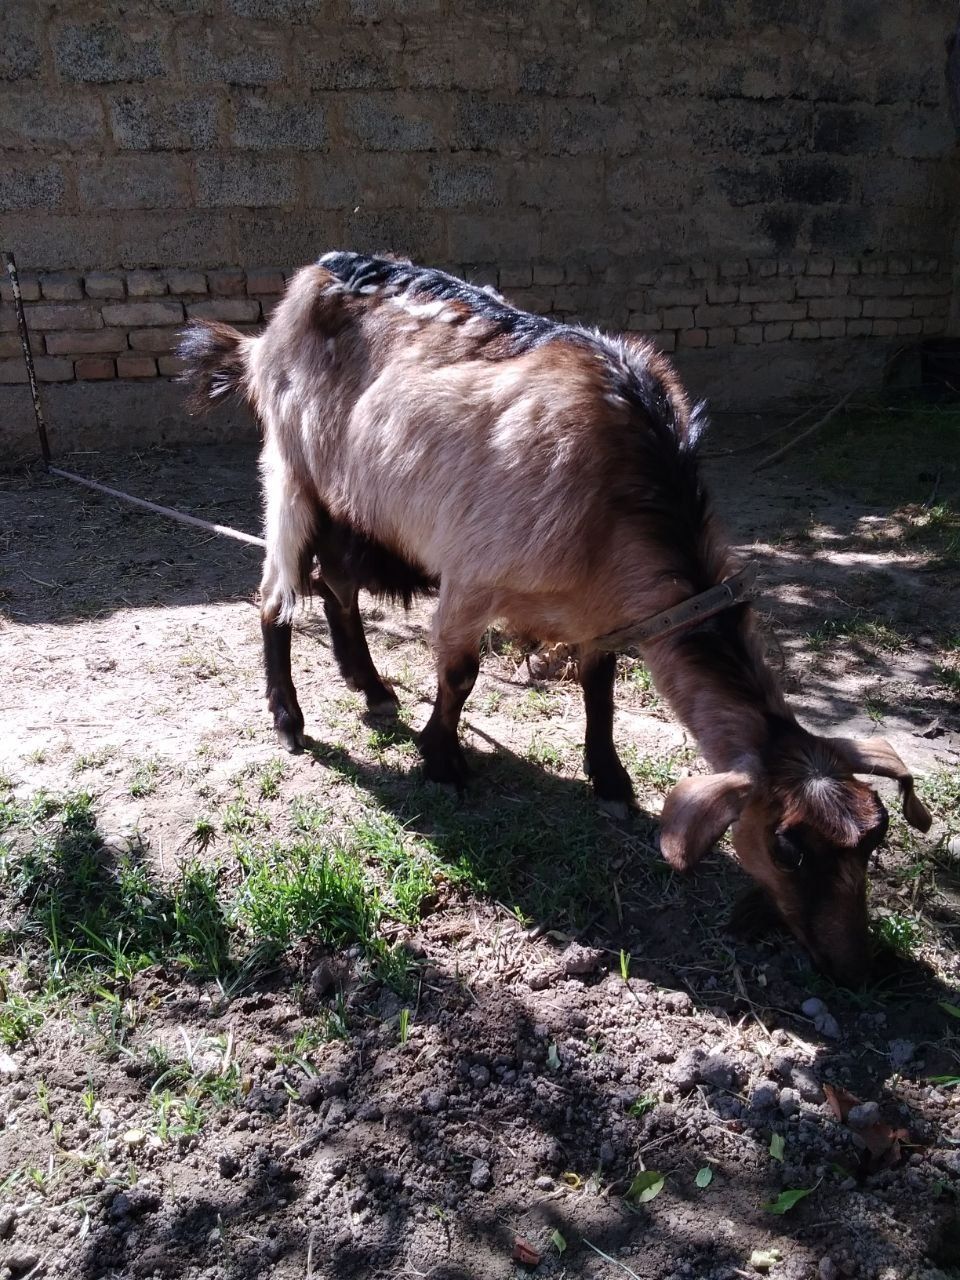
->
(642, 620, 791, 774)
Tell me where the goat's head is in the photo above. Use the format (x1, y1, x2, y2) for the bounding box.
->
(659, 731, 932, 987)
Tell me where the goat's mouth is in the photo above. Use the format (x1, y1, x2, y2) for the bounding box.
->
(729, 888, 871, 988)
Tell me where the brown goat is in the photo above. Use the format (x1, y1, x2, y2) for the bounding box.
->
(179, 251, 932, 986)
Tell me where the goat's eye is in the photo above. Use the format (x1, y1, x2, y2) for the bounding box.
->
(773, 833, 804, 871)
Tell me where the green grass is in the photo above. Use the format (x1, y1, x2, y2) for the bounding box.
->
(806, 616, 908, 656)
(873, 911, 923, 959)
(129, 758, 161, 799)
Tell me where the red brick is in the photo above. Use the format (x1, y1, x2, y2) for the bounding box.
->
(846, 319, 873, 337)
(735, 324, 763, 344)
(40, 272, 83, 301)
(706, 326, 735, 346)
(0, 356, 73, 383)
(808, 297, 861, 320)
(896, 318, 923, 335)
(85, 272, 125, 299)
(752, 302, 807, 322)
(117, 354, 158, 377)
(818, 319, 846, 338)
(186, 299, 261, 322)
(23, 303, 103, 330)
(127, 270, 167, 298)
(45, 329, 129, 355)
(679, 328, 707, 348)
(102, 301, 184, 326)
(75, 357, 115, 379)
(862, 298, 912, 319)
(792, 321, 820, 339)
(695, 304, 751, 326)
(0, 272, 40, 302)
(660, 307, 694, 328)
(246, 269, 286, 295)
(871, 319, 898, 336)
(763, 322, 791, 343)
(706, 283, 739, 305)
(849, 276, 903, 296)
(741, 279, 796, 303)
(158, 355, 187, 376)
(207, 269, 246, 297)
(166, 270, 208, 295)
(806, 257, 833, 276)
(128, 328, 178, 352)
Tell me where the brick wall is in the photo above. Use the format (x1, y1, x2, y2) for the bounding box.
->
(1, 0, 958, 454)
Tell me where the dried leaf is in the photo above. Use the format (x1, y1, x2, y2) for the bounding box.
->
(763, 1185, 815, 1214)
(512, 1237, 542, 1266)
(823, 1081, 860, 1122)
(695, 1166, 713, 1188)
(769, 1133, 785, 1163)
(547, 1042, 561, 1071)
(939, 1002, 960, 1020)
(626, 1170, 665, 1203)
(551, 1229, 567, 1255)
(561, 1171, 582, 1189)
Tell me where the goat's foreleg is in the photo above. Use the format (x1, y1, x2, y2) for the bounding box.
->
(580, 650, 635, 817)
(261, 600, 306, 752)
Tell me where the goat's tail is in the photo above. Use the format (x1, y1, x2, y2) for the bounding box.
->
(177, 321, 253, 414)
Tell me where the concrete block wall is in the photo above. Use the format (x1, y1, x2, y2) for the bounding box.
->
(1, 0, 957, 454)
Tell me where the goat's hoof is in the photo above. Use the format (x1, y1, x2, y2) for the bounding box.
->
(365, 683, 400, 716)
(277, 726, 306, 753)
(421, 749, 469, 792)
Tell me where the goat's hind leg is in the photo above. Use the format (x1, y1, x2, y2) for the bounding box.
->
(580, 650, 635, 817)
(313, 565, 399, 715)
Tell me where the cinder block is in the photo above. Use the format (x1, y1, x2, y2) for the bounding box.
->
(231, 95, 328, 150)
(40, 273, 83, 301)
(117, 354, 157, 377)
(186, 299, 261, 322)
(85, 272, 125, 299)
(109, 92, 219, 151)
(78, 156, 188, 210)
(127, 271, 167, 297)
(345, 95, 437, 151)
(53, 21, 168, 83)
(24, 304, 104, 331)
(102, 301, 185, 326)
(0, 164, 66, 210)
(44, 330, 129, 355)
(195, 156, 297, 208)
(207, 270, 246, 297)
(75, 356, 116, 379)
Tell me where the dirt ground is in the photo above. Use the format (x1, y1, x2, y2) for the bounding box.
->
(1, 404, 959, 1280)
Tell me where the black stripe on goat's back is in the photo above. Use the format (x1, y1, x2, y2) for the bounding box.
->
(317, 249, 566, 355)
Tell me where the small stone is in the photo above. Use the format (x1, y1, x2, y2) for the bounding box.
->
(469, 1064, 491, 1089)
(123, 1128, 146, 1148)
(847, 1101, 881, 1130)
(946, 835, 960, 859)
(791, 1065, 824, 1103)
(779, 1087, 801, 1116)
(751, 1079, 780, 1110)
(0, 1052, 20, 1079)
(818, 1258, 839, 1280)
(662, 990, 693, 1013)
(357, 1101, 382, 1121)
(562, 944, 603, 975)
(535, 1175, 553, 1190)
(422, 1089, 446, 1113)
(5, 1252, 40, 1275)
(598, 1140, 616, 1166)
(814, 1013, 841, 1040)
(802, 997, 827, 1018)
(889, 1039, 915, 1068)
(0, 1209, 14, 1240)
(469, 1159, 492, 1191)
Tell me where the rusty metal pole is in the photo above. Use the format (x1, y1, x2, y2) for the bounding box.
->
(3, 251, 51, 466)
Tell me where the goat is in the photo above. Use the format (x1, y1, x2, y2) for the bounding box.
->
(179, 250, 932, 986)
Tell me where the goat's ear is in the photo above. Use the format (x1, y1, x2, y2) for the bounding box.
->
(660, 772, 754, 872)
(834, 737, 932, 833)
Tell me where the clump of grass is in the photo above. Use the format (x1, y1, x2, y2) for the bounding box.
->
(256, 759, 286, 800)
(72, 748, 114, 775)
(873, 912, 923, 958)
(129, 758, 161, 799)
(807, 616, 907, 656)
